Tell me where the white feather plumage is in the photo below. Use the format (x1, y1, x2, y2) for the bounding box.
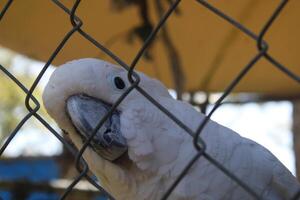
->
(43, 58, 300, 200)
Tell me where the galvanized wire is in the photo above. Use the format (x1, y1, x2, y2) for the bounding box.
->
(0, 0, 300, 200)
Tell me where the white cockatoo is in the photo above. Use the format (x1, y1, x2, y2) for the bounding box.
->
(43, 58, 300, 200)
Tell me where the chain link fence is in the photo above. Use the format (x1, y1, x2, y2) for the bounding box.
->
(1, 0, 300, 199)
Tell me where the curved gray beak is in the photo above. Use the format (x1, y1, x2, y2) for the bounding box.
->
(66, 94, 127, 161)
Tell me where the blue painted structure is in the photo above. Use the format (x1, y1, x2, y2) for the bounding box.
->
(0, 157, 107, 200)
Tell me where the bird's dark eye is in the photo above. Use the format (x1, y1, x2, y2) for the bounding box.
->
(114, 76, 126, 89)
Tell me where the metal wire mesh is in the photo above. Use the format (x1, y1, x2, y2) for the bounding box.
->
(1, 0, 300, 199)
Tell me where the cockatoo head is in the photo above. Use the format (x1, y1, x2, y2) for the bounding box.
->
(43, 58, 178, 195)
(43, 58, 300, 200)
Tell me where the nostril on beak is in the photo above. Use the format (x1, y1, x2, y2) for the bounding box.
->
(103, 129, 113, 145)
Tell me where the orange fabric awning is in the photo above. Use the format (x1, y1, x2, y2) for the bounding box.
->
(0, 0, 299, 96)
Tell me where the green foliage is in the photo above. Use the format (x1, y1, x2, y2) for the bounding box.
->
(0, 48, 46, 142)
(0, 75, 25, 140)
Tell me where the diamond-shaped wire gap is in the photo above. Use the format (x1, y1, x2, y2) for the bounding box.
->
(196, 0, 300, 84)
(24, 23, 82, 113)
(52, 0, 139, 82)
(109, 0, 202, 141)
(103, 0, 202, 142)
(51, 0, 134, 81)
(0, 0, 13, 21)
(0, 63, 78, 160)
(0, 62, 73, 151)
(0, 64, 40, 155)
(63, 0, 181, 83)
(107, 0, 198, 144)
(52, 0, 132, 70)
(54, 0, 136, 71)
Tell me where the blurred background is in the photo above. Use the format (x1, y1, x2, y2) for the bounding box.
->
(0, 0, 300, 199)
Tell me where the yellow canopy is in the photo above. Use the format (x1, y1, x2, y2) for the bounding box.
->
(0, 0, 299, 96)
